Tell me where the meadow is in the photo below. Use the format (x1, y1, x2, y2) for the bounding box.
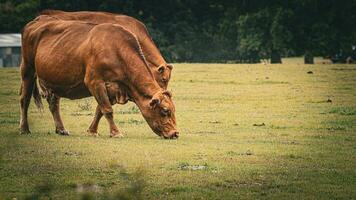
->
(0, 58, 355, 199)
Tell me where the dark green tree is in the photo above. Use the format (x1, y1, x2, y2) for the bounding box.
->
(236, 7, 292, 63)
(0, 0, 355, 63)
(269, 8, 293, 63)
(236, 9, 269, 63)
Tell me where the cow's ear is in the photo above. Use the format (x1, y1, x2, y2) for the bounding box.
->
(167, 64, 173, 70)
(163, 90, 172, 98)
(149, 98, 160, 109)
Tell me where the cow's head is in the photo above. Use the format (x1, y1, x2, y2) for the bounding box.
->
(141, 90, 178, 139)
(153, 64, 173, 89)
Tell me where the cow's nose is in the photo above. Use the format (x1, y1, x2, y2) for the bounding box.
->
(170, 131, 179, 139)
(162, 131, 179, 139)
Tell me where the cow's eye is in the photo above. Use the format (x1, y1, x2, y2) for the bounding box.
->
(158, 66, 165, 74)
(161, 108, 170, 116)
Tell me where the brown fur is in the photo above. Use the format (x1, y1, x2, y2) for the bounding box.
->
(39, 10, 172, 88)
(19, 16, 178, 138)
(39, 10, 174, 136)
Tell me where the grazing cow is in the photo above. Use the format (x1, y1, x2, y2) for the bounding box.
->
(39, 10, 173, 136)
(40, 10, 172, 88)
(19, 16, 179, 139)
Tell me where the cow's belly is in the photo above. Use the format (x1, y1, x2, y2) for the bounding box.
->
(39, 79, 91, 100)
(35, 40, 90, 99)
(36, 53, 85, 84)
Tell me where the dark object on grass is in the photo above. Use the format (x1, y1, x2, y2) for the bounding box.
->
(253, 123, 265, 126)
(304, 51, 314, 64)
(327, 98, 332, 103)
(270, 50, 282, 64)
(245, 150, 253, 156)
(307, 71, 313, 74)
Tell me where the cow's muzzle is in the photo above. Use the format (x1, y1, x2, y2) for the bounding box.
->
(163, 130, 179, 139)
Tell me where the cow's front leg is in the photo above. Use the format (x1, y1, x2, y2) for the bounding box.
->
(86, 81, 123, 138)
(87, 105, 103, 136)
(47, 94, 70, 135)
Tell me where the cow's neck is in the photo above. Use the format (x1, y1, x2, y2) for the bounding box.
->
(128, 80, 160, 112)
(141, 37, 166, 68)
(122, 44, 162, 108)
(126, 66, 161, 103)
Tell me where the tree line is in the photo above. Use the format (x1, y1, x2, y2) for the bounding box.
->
(1, 0, 355, 63)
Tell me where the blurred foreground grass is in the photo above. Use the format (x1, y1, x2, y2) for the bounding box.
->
(0, 58, 355, 199)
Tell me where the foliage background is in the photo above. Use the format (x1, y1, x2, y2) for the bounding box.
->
(0, 0, 355, 62)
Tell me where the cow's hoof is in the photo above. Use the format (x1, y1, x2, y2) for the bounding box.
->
(87, 129, 99, 137)
(110, 130, 124, 138)
(20, 129, 31, 135)
(110, 134, 124, 138)
(56, 129, 70, 136)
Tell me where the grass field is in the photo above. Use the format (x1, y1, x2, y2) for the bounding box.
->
(0, 58, 355, 199)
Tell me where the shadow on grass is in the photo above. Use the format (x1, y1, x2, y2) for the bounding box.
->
(24, 166, 147, 200)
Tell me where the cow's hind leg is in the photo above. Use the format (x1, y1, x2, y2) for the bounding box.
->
(19, 63, 35, 134)
(47, 94, 69, 135)
(86, 81, 123, 138)
(19, 78, 34, 134)
(87, 105, 103, 136)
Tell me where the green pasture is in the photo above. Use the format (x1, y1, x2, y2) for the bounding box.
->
(0, 58, 355, 199)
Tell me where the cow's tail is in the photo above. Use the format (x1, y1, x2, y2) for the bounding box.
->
(18, 74, 43, 112)
(32, 76, 44, 112)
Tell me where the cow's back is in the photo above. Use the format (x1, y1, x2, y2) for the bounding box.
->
(40, 10, 147, 34)
(22, 17, 155, 99)
(40, 10, 166, 66)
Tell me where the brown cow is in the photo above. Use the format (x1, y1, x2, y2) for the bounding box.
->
(39, 10, 172, 136)
(40, 10, 172, 88)
(19, 16, 179, 139)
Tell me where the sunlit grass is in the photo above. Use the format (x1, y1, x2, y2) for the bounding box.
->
(0, 58, 355, 199)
